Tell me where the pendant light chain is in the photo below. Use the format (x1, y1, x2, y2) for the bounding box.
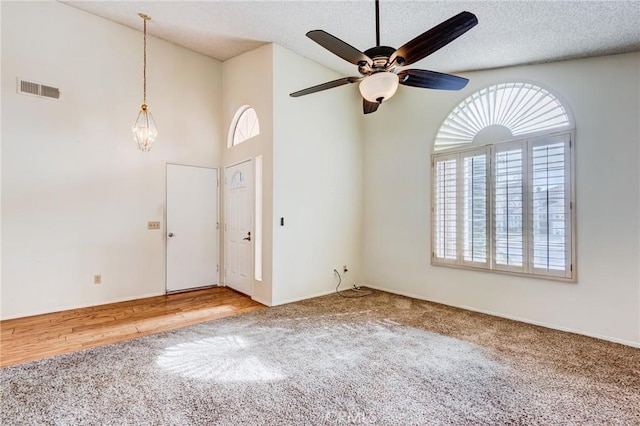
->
(143, 16, 147, 104)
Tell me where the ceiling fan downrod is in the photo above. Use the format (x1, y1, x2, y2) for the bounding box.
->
(375, 0, 381, 47)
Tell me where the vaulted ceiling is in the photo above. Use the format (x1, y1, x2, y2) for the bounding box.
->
(64, 1, 640, 75)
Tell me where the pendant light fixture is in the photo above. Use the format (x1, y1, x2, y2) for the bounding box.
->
(132, 13, 158, 152)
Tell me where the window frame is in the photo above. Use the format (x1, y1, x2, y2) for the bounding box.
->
(228, 105, 260, 148)
(431, 130, 576, 282)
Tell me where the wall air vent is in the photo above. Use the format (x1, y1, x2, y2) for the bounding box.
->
(17, 78, 61, 100)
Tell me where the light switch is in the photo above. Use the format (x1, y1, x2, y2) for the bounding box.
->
(148, 221, 161, 230)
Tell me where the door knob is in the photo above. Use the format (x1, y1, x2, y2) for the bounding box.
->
(243, 231, 251, 241)
(168, 232, 174, 238)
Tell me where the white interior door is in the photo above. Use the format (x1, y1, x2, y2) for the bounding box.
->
(225, 160, 253, 295)
(166, 164, 219, 292)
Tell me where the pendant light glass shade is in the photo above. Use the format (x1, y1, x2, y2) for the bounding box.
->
(132, 13, 157, 151)
(132, 104, 158, 152)
(359, 72, 399, 103)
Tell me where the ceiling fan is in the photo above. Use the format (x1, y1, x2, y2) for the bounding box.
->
(290, 0, 478, 114)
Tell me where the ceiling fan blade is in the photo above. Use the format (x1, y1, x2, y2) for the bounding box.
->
(398, 69, 469, 90)
(363, 99, 380, 114)
(307, 30, 373, 66)
(290, 76, 362, 98)
(391, 11, 478, 66)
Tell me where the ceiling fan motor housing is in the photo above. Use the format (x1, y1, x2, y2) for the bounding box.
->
(360, 46, 398, 74)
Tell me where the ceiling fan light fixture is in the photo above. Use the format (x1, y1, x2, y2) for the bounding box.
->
(359, 72, 399, 103)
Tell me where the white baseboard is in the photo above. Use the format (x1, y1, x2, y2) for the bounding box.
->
(272, 289, 336, 307)
(364, 284, 640, 349)
(251, 295, 272, 307)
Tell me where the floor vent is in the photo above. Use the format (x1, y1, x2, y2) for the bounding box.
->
(17, 78, 61, 100)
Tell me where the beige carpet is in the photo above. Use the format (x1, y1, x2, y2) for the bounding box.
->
(1, 289, 639, 425)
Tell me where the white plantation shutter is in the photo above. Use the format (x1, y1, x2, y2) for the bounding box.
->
(433, 156, 457, 262)
(433, 149, 489, 266)
(431, 132, 574, 281)
(492, 143, 526, 273)
(434, 83, 572, 151)
(462, 149, 489, 266)
(529, 135, 572, 277)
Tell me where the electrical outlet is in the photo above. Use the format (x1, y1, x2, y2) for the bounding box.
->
(343, 265, 348, 273)
(93, 275, 101, 285)
(148, 221, 161, 230)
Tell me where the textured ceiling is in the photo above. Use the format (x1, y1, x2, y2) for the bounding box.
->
(63, 0, 640, 75)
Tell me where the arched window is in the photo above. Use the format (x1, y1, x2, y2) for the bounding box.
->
(229, 106, 260, 147)
(431, 82, 576, 281)
(434, 82, 573, 151)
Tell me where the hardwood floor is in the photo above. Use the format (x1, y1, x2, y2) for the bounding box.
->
(0, 287, 265, 368)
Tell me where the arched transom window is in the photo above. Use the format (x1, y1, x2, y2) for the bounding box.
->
(435, 82, 573, 151)
(229, 106, 260, 147)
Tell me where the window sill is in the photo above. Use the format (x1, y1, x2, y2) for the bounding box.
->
(431, 260, 577, 283)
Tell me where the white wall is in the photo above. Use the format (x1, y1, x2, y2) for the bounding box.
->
(363, 52, 640, 346)
(1, 1, 223, 319)
(221, 44, 274, 306)
(221, 44, 364, 306)
(271, 44, 364, 305)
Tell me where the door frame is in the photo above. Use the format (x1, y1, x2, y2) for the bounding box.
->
(164, 162, 220, 293)
(223, 158, 254, 295)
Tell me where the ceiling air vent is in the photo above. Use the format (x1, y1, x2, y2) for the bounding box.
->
(17, 78, 61, 100)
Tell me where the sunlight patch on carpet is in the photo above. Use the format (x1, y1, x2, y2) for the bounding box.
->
(156, 335, 286, 382)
